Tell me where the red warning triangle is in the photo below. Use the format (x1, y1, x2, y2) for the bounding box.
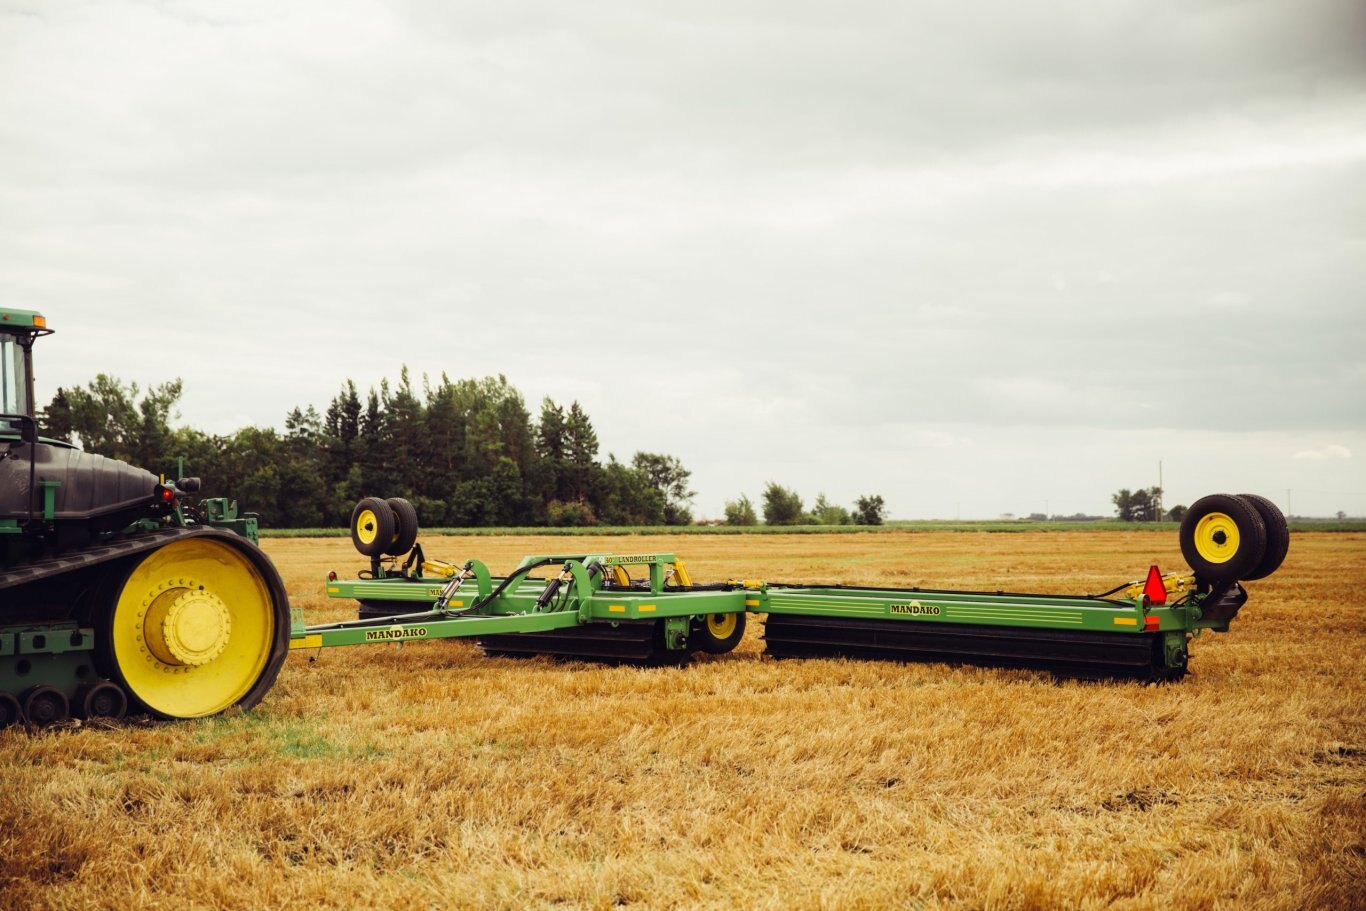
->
(1143, 565, 1167, 605)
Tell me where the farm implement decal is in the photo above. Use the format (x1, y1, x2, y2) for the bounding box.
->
(364, 626, 430, 642)
(890, 602, 941, 616)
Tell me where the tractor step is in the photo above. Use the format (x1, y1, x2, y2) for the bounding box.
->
(762, 614, 1177, 680)
(477, 620, 686, 666)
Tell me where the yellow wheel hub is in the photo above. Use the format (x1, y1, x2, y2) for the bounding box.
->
(1193, 512, 1240, 564)
(110, 538, 276, 718)
(354, 509, 380, 545)
(143, 584, 231, 667)
(706, 613, 738, 639)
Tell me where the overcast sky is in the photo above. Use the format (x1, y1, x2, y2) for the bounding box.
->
(2, 0, 1363, 519)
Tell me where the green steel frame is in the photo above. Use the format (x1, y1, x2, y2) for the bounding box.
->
(294, 551, 1243, 676)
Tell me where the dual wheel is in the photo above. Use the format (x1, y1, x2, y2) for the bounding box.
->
(1178, 493, 1289, 585)
(350, 497, 419, 558)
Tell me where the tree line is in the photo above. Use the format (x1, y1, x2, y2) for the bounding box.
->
(37, 370, 696, 529)
(723, 484, 886, 526)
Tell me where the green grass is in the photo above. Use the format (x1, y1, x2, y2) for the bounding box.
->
(259, 519, 1366, 537)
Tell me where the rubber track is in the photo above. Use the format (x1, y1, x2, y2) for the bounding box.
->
(0, 526, 220, 591)
(762, 614, 1173, 680)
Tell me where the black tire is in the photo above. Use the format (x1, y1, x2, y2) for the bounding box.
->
(385, 497, 419, 556)
(0, 692, 22, 726)
(1237, 494, 1289, 581)
(74, 681, 128, 720)
(21, 685, 70, 726)
(1179, 494, 1268, 584)
(350, 497, 396, 558)
(690, 612, 747, 654)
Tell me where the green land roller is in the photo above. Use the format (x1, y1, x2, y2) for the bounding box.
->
(1, 309, 1289, 727)
(295, 491, 1287, 680)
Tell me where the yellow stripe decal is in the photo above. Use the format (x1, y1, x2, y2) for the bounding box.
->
(639, 604, 657, 613)
(449, 600, 463, 608)
(608, 605, 626, 614)
(1113, 617, 1138, 626)
(289, 634, 324, 650)
(326, 587, 339, 594)
(745, 599, 761, 608)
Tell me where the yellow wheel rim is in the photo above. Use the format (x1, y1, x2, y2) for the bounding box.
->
(706, 613, 738, 640)
(354, 509, 380, 545)
(110, 538, 276, 718)
(1193, 512, 1241, 564)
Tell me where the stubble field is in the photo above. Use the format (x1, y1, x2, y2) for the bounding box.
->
(1, 530, 1362, 910)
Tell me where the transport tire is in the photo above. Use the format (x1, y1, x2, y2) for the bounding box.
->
(350, 497, 396, 558)
(1179, 494, 1268, 584)
(0, 692, 22, 726)
(691, 612, 746, 654)
(21, 685, 69, 726)
(74, 681, 128, 720)
(1237, 494, 1289, 581)
(385, 497, 420, 557)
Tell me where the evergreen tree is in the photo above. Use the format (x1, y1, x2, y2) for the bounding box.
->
(38, 387, 73, 442)
(535, 397, 568, 501)
(564, 401, 598, 502)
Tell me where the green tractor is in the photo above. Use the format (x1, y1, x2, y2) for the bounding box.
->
(0, 308, 290, 725)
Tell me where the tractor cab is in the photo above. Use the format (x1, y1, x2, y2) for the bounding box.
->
(0, 308, 50, 437)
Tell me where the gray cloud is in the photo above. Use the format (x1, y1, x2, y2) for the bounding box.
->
(2, 0, 1363, 518)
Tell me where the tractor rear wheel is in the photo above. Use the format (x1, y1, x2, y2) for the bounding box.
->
(1237, 494, 1289, 581)
(97, 534, 289, 719)
(1179, 494, 1267, 584)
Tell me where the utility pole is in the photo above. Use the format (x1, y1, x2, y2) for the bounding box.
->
(1157, 460, 1164, 522)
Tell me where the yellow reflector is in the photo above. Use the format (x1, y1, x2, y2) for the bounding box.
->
(745, 599, 760, 607)
(290, 634, 324, 650)
(639, 604, 657, 612)
(1113, 617, 1138, 626)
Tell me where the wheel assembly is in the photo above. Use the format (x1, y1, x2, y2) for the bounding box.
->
(691, 612, 747, 654)
(350, 496, 396, 558)
(74, 681, 128, 720)
(21, 685, 69, 726)
(98, 534, 289, 719)
(1179, 494, 1268, 584)
(1237, 493, 1289, 581)
(386, 497, 420, 556)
